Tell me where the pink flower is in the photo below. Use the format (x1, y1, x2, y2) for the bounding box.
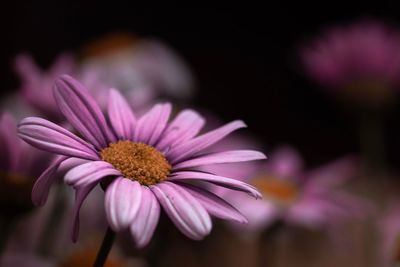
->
(0, 112, 50, 216)
(17, 75, 266, 248)
(15, 53, 76, 121)
(219, 146, 370, 232)
(301, 20, 400, 106)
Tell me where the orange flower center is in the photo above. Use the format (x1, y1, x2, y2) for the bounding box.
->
(251, 176, 299, 205)
(100, 140, 171, 186)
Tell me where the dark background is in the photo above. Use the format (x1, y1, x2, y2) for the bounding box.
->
(1, 3, 400, 167)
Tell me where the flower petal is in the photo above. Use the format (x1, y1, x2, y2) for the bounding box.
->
(134, 103, 171, 145)
(71, 183, 97, 242)
(151, 182, 212, 240)
(174, 150, 266, 169)
(53, 75, 116, 150)
(32, 156, 67, 206)
(178, 183, 247, 224)
(64, 161, 120, 188)
(169, 171, 261, 199)
(167, 120, 246, 164)
(107, 89, 136, 140)
(105, 177, 142, 231)
(156, 109, 205, 151)
(18, 117, 98, 160)
(130, 186, 160, 248)
(0, 113, 21, 170)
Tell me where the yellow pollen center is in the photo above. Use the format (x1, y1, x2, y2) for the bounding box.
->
(251, 176, 298, 205)
(100, 140, 171, 185)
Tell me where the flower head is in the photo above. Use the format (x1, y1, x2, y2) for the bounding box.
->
(218, 146, 371, 232)
(18, 75, 265, 247)
(301, 20, 400, 107)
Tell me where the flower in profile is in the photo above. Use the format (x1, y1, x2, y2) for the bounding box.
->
(218, 146, 370, 232)
(300, 20, 400, 108)
(81, 32, 195, 110)
(18, 75, 265, 248)
(0, 112, 50, 216)
(15, 53, 76, 121)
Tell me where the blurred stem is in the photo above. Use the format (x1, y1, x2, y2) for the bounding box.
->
(37, 184, 67, 256)
(0, 216, 15, 256)
(358, 111, 386, 173)
(93, 227, 115, 267)
(258, 220, 284, 267)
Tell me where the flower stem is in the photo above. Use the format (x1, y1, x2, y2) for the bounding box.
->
(93, 227, 116, 267)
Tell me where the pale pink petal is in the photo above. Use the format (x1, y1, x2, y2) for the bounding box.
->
(174, 150, 266, 169)
(53, 75, 116, 150)
(32, 156, 67, 206)
(130, 186, 160, 248)
(105, 177, 142, 231)
(64, 161, 120, 188)
(151, 182, 212, 240)
(169, 171, 261, 199)
(167, 120, 246, 164)
(156, 109, 205, 151)
(107, 89, 136, 140)
(179, 183, 247, 223)
(18, 117, 98, 160)
(71, 182, 97, 242)
(134, 103, 171, 145)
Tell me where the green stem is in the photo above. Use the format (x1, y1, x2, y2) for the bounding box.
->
(93, 227, 116, 267)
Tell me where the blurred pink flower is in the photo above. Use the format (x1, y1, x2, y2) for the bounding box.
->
(15, 53, 77, 121)
(80, 35, 195, 111)
(301, 20, 400, 107)
(219, 146, 371, 233)
(0, 112, 50, 216)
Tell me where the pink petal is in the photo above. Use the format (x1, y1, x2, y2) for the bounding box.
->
(179, 183, 247, 224)
(107, 89, 136, 140)
(169, 171, 261, 199)
(53, 75, 116, 150)
(64, 161, 120, 188)
(130, 186, 160, 248)
(134, 103, 172, 146)
(105, 177, 142, 231)
(32, 156, 67, 206)
(167, 120, 246, 164)
(18, 117, 98, 160)
(174, 150, 266, 169)
(156, 109, 205, 151)
(71, 182, 97, 242)
(151, 182, 212, 240)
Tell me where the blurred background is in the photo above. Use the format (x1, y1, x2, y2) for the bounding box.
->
(1, 3, 400, 267)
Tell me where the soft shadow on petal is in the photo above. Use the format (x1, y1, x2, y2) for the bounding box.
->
(130, 186, 160, 248)
(105, 177, 142, 231)
(169, 171, 262, 199)
(18, 117, 98, 160)
(178, 183, 248, 224)
(151, 182, 212, 240)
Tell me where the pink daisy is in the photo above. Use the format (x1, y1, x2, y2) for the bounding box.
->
(218, 146, 370, 232)
(17, 75, 265, 248)
(301, 20, 400, 107)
